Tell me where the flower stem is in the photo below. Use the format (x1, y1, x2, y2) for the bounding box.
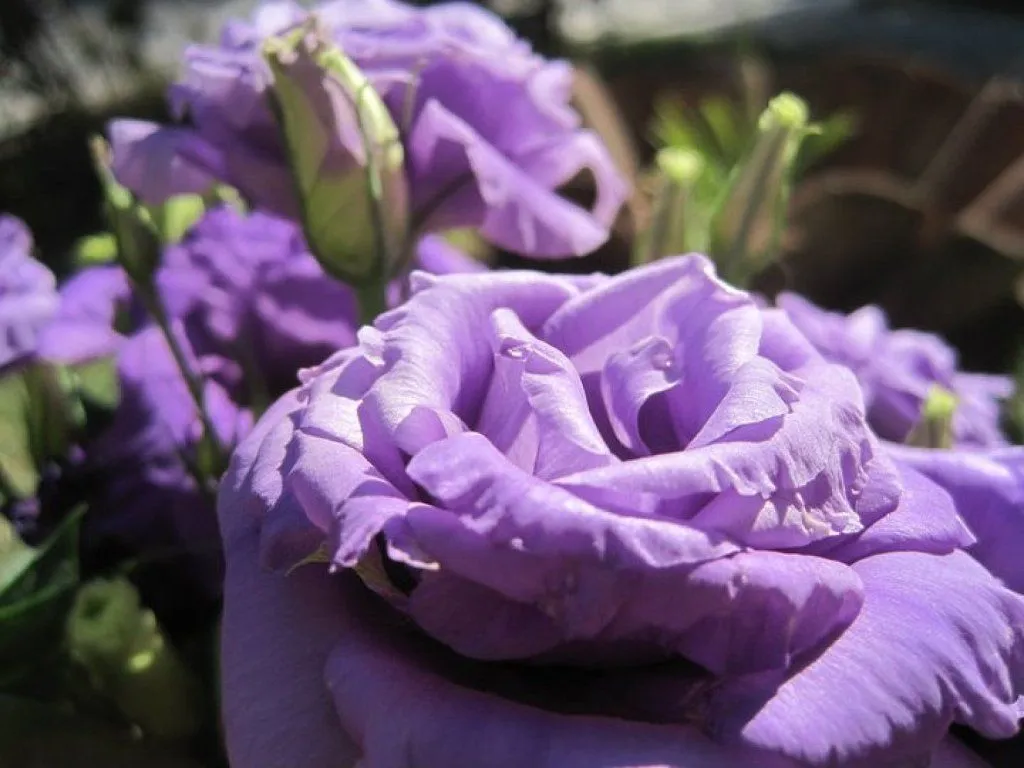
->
(355, 277, 388, 327)
(133, 281, 225, 494)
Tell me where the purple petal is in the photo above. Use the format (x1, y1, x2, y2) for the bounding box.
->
(408, 100, 625, 257)
(325, 575, 799, 768)
(708, 550, 1024, 766)
(220, 479, 360, 768)
(0, 215, 59, 369)
(108, 120, 222, 204)
(888, 444, 1024, 593)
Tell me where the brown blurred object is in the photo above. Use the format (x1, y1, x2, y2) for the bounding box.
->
(594, 52, 1024, 370)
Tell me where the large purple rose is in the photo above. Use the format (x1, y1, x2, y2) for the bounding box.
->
(219, 255, 1024, 767)
(776, 293, 1011, 447)
(109, 0, 627, 257)
(0, 214, 60, 372)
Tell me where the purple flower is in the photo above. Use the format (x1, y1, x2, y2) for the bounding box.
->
(109, 0, 627, 258)
(888, 444, 1024, 594)
(36, 265, 135, 365)
(0, 215, 59, 371)
(219, 255, 1024, 767)
(80, 324, 252, 603)
(158, 206, 358, 400)
(158, 206, 484, 401)
(777, 293, 1011, 447)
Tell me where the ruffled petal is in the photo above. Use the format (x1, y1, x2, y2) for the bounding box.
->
(407, 100, 624, 257)
(325, 575, 800, 768)
(888, 445, 1024, 592)
(708, 550, 1024, 766)
(475, 308, 616, 479)
(220, 500, 360, 768)
(108, 120, 223, 204)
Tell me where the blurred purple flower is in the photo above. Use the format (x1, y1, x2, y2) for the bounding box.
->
(109, 0, 627, 258)
(80, 324, 252, 603)
(777, 293, 1011, 447)
(36, 265, 135, 365)
(158, 205, 485, 401)
(219, 255, 1024, 767)
(0, 215, 59, 372)
(158, 206, 358, 400)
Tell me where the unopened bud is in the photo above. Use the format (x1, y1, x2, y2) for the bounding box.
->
(67, 577, 202, 742)
(905, 386, 958, 450)
(263, 20, 408, 314)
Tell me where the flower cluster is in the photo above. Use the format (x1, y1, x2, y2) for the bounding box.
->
(3, 0, 1024, 766)
(778, 293, 1012, 447)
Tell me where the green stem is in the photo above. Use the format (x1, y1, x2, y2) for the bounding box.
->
(133, 282, 225, 495)
(355, 276, 388, 327)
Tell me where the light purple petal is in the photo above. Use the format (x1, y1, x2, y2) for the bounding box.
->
(325, 574, 800, 768)
(708, 550, 1024, 766)
(108, 119, 222, 204)
(888, 444, 1024, 593)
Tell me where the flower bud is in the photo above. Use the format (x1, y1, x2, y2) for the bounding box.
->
(90, 138, 163, 286)
(709, 92, 816, 286)
(66, 577, 202, 742)
(905, 386, 958, 450)
(262, 20, 408, 302)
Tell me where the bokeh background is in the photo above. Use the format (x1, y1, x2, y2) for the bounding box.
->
(8, 0, 1024, 374)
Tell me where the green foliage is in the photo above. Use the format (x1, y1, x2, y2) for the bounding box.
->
(0, 508, 84, 696)
(0, 359, 119, 503)
(640, 90, 856, 285)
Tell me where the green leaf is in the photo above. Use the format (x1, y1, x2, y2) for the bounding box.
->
(0, 374, 39, 499)
(0, 364, 81, 499)
(285, 542, 332, 576)
(0, 695, 202, 768)
(0, 508, 84, 694)
(147, 194, 207, 245)
(69, 357, 120, 414)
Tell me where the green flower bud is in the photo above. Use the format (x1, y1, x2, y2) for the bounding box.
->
(90, 137, 163, 286)
(263, 19, 408, 319)
(67, 578, 202, 742)
(905, 386, 958, 450)
(709, 91, 817, 286)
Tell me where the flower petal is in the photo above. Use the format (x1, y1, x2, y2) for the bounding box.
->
(888, 445, 1024, 592)
(325, 575, 800, 768)
(708, 550, 1024, 766)
(108, 120, 223, 204)
(408, 100, 623, 257)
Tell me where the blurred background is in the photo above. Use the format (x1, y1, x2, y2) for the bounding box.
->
(8, 0, 1024, 375)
